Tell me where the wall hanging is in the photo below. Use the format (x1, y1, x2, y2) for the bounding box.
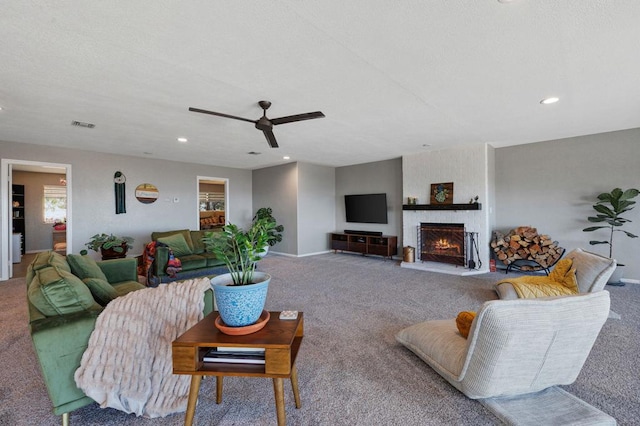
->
(114, 171, 126, 214)
(135, 183, 159, 204)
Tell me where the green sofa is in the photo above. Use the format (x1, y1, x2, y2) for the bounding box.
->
(26, 251, 214, 425)
(149, 229, 227, 285)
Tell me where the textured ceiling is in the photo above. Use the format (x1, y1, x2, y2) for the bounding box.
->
(2, 1, 639, 170)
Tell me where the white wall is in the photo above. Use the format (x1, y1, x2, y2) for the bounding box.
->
(1, 140, 252, 264)
(402, 144, 494, 271)
(495, 128, 640, 280)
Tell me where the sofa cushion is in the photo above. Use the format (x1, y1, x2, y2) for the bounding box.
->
(190, 230, 208, 254)
(178, 254, 208, 271)
(200, 252, 225, 267)
(82, 278, 118, 306)
(396, 319, 468, 379)
(28, 266, 99, 316)
(67, 254, 109, 281)
(157, 233, 193, 257)
(152, 229, 194, 252)
(31, 250, 71, 273)
(111, 281, 146, 297)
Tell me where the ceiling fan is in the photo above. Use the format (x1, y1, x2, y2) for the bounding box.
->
(189, 101, 325, 148)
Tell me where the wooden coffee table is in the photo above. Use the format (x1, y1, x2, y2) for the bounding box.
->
(172, 311, 304, 426)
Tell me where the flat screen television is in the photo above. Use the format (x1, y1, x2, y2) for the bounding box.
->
(345, 193, 388, 224)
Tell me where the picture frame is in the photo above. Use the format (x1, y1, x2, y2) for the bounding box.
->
(430, 182, 453, 204)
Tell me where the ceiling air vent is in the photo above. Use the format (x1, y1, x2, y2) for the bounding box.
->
(71, 120, 95, 129)
(247, 151, 261, 155)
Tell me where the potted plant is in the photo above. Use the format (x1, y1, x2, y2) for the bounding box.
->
(253, 207, 284, 247)
(583, 187, 639, 285)
(83, 233, 135, 260)
(203, 219, 275, 328)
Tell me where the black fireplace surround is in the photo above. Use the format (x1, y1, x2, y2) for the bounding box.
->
(419, 223, 466, 266)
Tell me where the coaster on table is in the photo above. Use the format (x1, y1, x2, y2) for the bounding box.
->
(279, 310, 298, 320)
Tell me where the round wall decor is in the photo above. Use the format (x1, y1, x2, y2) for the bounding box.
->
(135, 183, 159, 204)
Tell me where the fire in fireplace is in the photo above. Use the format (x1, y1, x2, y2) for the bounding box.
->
(419, 223, 466, 266)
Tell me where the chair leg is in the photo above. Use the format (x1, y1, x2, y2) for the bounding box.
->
(62, 412, 69, 426)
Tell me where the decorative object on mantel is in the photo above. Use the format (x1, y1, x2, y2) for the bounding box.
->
(135, 183, 159, 204)
(583, 187, 639, 286)
(430, 182, 453, 204)
(407, 196, 418, 205)
(113, 171, 126, 214)
(469, 196, 479, 204)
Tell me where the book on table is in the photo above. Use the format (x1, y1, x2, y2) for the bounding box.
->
(203, 348, 266, 364)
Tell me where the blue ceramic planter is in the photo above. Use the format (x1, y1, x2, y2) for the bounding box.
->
(211, 272, 270, 327)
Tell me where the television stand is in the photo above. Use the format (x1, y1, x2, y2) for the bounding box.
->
(330, 232, 397, 259)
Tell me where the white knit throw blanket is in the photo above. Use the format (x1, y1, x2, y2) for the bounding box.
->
(74, 277, 211, 418)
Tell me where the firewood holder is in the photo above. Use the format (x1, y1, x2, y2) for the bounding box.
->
(505, 247, 566, 275)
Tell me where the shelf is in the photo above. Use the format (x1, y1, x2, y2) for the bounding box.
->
(403, 203, 481, 211)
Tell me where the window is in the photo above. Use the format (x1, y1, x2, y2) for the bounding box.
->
(43, 185, 67, 224)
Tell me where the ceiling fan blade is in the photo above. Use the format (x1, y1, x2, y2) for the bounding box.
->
(270, 111, 325, 126)
(188, 107, 257, 124)
(262, 129, 279, 148)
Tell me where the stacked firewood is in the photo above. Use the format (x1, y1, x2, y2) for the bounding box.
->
(491, 226, 564, 270)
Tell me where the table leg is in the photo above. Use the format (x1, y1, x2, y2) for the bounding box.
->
(216, 376, 223, 404)
(273, 377, 286, 426)
(290, 365, 301, 409)
(184, 375, 202, 426)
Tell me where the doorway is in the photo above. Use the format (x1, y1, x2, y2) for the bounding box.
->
(197, 176, 228, 231)
(1, 159, 72, 280)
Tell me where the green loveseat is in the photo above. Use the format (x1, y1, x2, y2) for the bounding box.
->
(26, 251, 214, 425)
(149, 229, 227, 285)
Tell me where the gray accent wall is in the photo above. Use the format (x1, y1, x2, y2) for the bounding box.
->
(335, 158, 403, 241)
(495, 128, 640, 280)
(297, 162, 335, 255)
(252, 163, 299, 255)
(252, 162, 335, 256)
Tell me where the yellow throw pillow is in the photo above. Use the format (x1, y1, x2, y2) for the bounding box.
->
(456, 311, 476, 338)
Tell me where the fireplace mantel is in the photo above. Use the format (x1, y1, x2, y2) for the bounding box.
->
(403, 203, 481, 211)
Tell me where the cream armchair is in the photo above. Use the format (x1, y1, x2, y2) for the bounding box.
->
(494, 248, 616, 300)
(396, 291, 610, 399)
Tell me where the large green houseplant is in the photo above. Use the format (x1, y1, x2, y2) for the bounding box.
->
(202, 219, 276, 328)
(252, 207, 284, 247)
(583, 187, 639, 284)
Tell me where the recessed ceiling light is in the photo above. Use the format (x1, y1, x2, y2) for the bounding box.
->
(422, 144, 431, 148)
(177, 137, 188, 143)
(283, 156, 290, 160)
(540, 97, 559, 105)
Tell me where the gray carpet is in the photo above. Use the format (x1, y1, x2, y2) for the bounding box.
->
(1, 253, 639, 425)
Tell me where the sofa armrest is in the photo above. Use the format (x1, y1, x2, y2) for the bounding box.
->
(154, 246, 170, 277)
(30, 309, 102, 414)
(97, 258, 138, 283)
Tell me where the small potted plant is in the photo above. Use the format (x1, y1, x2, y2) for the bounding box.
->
(583, 187, 639, 285)
(83, 233, 135, 260)
(203, 219, 275, 328)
